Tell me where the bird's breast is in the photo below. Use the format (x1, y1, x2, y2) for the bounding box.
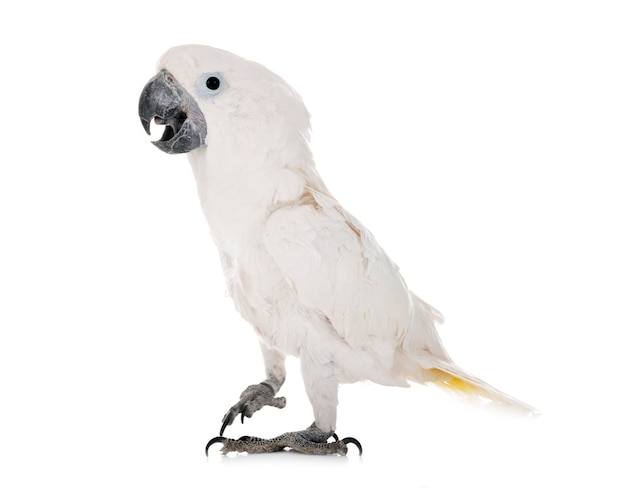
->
(220, 241, 314, 356)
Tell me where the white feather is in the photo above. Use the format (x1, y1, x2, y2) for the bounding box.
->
(156, 45, 537, 430)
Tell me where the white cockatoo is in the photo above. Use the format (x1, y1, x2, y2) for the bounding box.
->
(139, 45, 536, 455)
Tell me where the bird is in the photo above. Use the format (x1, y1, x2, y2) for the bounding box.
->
(138, 44, 537, 456)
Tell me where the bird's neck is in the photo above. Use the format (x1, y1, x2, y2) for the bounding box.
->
(187, 141, 316, 256)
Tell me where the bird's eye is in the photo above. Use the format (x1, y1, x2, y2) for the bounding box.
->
(206, 76, 220, 90)
(196, 73, 227, 98)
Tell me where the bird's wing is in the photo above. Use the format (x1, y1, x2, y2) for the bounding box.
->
(265, 189, 416, 363)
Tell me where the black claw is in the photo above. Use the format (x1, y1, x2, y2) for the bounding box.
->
(341, 437, 363, 456)
(219, 420, 228, 436)
(205, 436, 226, 456)
(240, 412, 245, 424)
(331, 433, 339, 442)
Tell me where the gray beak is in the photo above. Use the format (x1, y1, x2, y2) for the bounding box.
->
(138, 69, 207, 154)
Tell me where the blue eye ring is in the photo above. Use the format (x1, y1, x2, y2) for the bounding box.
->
(196, 73, 227, 98)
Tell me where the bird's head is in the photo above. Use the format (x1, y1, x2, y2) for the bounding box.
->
(138, 45, 310, 156)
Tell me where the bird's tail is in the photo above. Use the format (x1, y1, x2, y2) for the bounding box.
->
(415, 357, 539, 415)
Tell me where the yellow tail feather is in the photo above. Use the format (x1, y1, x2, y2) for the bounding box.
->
(430, 368, 482, 397)
(437, 373, 480, 395)
(427, 367, 539, 414)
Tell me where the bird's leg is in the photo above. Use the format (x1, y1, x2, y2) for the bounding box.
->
(218, 345, 287, 435)
(300, 354, 339, 433)
(206, 353, 362, 455)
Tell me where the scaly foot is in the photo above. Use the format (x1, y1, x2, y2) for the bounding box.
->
(206, 423, 362, 456)
(220, 382, 286, 435)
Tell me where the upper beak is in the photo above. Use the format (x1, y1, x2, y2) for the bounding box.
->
(138, 69, 207, 154)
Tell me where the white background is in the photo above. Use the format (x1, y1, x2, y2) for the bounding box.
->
(1, 1, 625, 486)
